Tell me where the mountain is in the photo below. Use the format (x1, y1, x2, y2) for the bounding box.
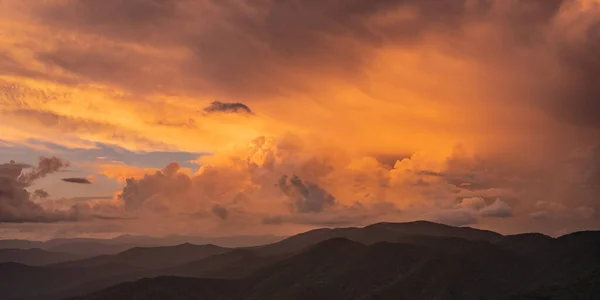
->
(163, 249, 289, 279)
(366, 221, 503, 241)
(68, 277, 242, 300)
(54, 243, 231, 269)
(0, 239, 44, 249)
(494, 233, 554, 255)
(0, 235, 285, 256)
(0, 248, 86, 266)
(0, 243, 231, 300)
(69, 226, 600, 300)
(242, 237, 533, 300)
(0, 262, 142, 300)
(3, 221, 599, 300)
(505, 270, 600, 300)
(252, 220, 504, 256)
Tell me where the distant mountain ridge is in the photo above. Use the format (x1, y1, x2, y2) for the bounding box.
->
(0, 221, 597, 300)
(0, 234, 285, 255)
(54, 243, 230, 269)
(0, 248, 87, 266)
(68, 229, 600, 300)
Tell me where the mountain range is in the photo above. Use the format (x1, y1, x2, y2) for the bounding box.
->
(0, 221, 598, 300)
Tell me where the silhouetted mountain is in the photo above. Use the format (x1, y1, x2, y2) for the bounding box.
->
(253, 221, 505, 256)
(0, 240, 44, 249)
(0, 248, 86, 266)
(163, 249, 288, 279)
(0, 262, 142, 300)
(495, 233, 554, 255)
(505, 270, 600, 300)
(366, 221, 503, 241)
(69, 228, 600, 300)
(55, 243, 231, 269)
(2, 222, 599, 300)
(243, 237, 532, 300)
(68, 277, 242, 300)
(0, 235, 285, 256)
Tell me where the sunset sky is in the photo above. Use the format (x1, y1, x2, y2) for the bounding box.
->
(1, 0, 599, 240)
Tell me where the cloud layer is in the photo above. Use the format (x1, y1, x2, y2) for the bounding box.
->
(0, 0, 599, 236)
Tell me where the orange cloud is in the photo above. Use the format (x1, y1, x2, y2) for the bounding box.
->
(1, 0, 600, 236)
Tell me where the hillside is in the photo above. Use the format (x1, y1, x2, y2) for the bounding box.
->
(68, 227, 600, 300)
(1, 222, 598, 300)
(0, 248, 85, 266)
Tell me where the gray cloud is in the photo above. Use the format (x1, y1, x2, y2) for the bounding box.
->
(33, 189, 49, 199)
(17, 156, 69, 186)
(211, 204, 229, 220)
(62, 177, 92, 184)
(36, 0, 182, 42)
(480, 199, 513, 218)
(278, 175, 336, 213)
(203, 101, 253, 115)
(0, 158, 77, 223)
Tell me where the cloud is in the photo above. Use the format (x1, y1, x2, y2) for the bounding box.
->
(3, 108, 172, 151)
(33, 189, 49, 199)
(480, 199, 513, 218)
(278, 175, 337, 213)
(2, 0, 600, 236)
(62, 177, 93, 184)
(434, 209, 479, 227)
(17, 156, 69, 186)
(575, 206, 596, 219)
(530, 211, 549, 220)
(0, 157, 77, 223)
(211, 204, 229, 220)
(203, 101, 254, 115)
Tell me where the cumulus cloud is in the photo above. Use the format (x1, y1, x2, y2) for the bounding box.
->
(203, 101, 254, 115)
(480, 199, 513, 218)
(0, 157, 123, 223)
(0, 157, 74, 223)
(459, 197, 487, 211)
(16, 156, 69, 186)
(278, 175, 337, 213)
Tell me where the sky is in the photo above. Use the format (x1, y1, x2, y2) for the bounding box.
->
(1, 0, 599, 240)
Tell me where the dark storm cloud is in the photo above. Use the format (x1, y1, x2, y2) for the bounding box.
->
(62, 178, 93, 184)
(203, 101, 254, 114)
(28, 0, 485, 95)
(278, 175, 337, 213)
(28, 0, 600, 130)
(36, 0, 182, 42)
(211, 204, 229, 220)
(546, 20, 600, 129)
